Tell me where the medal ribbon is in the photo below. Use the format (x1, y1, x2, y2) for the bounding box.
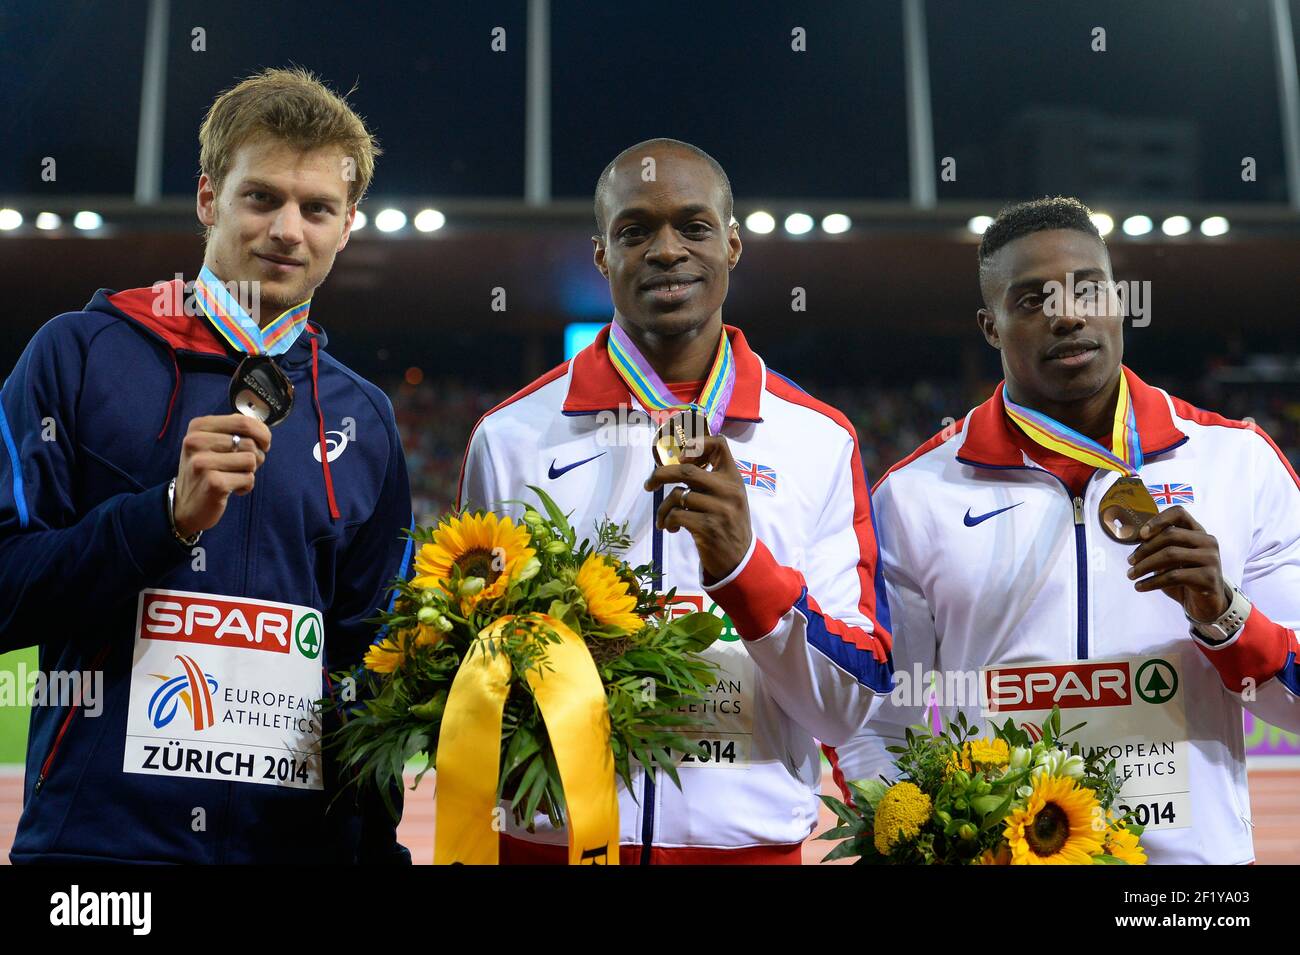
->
(1004, 373, 1144, 476)
(433, 614, 620, 865)
(607, 322, 736, 433)
(194, 265, 311, 356)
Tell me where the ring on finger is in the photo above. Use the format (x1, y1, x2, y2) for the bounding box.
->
(231, 433, 242, 452)
(680, 488, 692, 511)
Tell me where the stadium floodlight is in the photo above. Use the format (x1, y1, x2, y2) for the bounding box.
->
(821, 213, 852, 234)
(35, 212, 61, 230)
(352, 210, 368, 231)
(0, 209, 22, 231)
(1090, 213, 1114, 237)
(1161, 215, 1191, 237)
(413, 208, 446, 233)
(784, 213, 814, 236)
(744, 211, 775, 234)
(374, 208, 407, 233)
(967, 215, 993, 235)
(73, 211, 103, 231)
(1199, 216, 1230, 237)
(1122, 215, 1153, 237)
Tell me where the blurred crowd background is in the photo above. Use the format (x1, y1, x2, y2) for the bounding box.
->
(390, 370, 1300, 526)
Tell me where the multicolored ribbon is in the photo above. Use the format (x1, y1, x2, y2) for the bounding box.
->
(433, 614, 620, 865)
(1004, 372, 1143, 475)
(607, 321, 736, 433)
(193, 265, 311, 356)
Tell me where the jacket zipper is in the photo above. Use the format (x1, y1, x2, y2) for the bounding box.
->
(641, 485, 665, 865)
(219, 455, 260, 864)
(1072, 493, 1089, 660)
(33, 645, 112, 795)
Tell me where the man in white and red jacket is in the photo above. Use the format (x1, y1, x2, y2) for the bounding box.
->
(837, 197, 1300, 864)
(458, 138, 893, 864)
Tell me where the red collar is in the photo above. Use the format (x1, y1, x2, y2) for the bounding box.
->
(958, 365, 1187, 468)
(108, 279, 228, 355)
(562, 323, 764, 422)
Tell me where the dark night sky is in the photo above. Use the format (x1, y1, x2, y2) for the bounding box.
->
(1, 0, 1297, 201)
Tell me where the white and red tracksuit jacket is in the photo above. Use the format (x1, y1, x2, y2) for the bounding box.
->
(456, 324, 893, 864)
(835, 366, 1300, 864)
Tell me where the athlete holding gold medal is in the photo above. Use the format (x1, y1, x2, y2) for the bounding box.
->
(839, 198, 1300, 864)
(458, 139, 894, 864)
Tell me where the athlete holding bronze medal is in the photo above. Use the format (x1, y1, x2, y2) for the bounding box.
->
(839, 198, 1300, 864)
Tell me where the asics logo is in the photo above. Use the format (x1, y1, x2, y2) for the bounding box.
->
(313, 430, 349, 463)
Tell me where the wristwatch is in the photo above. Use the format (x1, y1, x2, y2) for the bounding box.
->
(1187, 581, 1251, 644)
(167, 477, 202, 548)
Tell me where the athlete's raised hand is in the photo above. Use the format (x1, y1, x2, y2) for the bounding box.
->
(644, 433, 753, 583)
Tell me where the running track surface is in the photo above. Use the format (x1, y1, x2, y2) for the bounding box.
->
(2, 767, 1295, 864)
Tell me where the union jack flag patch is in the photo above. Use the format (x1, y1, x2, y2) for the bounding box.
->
(1145, 482, 1195, 507)
(735, 458, 778, 494)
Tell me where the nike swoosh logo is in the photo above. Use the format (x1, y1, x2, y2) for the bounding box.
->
(963, 503, 1022, 527)
(548, 452, 606, 479)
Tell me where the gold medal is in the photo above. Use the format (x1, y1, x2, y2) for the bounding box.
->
(1098, 476, 1159, 543)
(653, 409, 710, 467)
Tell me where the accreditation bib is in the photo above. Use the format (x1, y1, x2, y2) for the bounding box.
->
(123, 589, 326, 790)
(665, 593, 753, 769)
(981, 655, 1191, 830)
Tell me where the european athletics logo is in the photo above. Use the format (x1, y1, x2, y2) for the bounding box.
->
(147, 654, 219, 731)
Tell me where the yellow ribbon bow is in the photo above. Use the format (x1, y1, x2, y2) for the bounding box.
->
(433, 613, 620, 864)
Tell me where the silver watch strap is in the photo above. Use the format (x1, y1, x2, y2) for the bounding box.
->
(1189, 582, 1251, 644)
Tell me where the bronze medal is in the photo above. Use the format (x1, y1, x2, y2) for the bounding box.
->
(1098, 476, 1159, 543)
(653, 409, 710, 467)
(229, 355, 294, 427)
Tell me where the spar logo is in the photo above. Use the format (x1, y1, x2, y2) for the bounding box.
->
(295, 612, 323, 659)
(1135, 659, 1178, 704)
(138, 590, 292, 654)
(984, 661, 1132, 713)
(147, 654, 218, 731)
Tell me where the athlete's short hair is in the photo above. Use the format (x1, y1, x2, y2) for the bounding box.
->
(977, 197, 1106, 304)
(593, 138, 733, 235)
(198, 67, 380, 207)
(979, 196, 1103, 268)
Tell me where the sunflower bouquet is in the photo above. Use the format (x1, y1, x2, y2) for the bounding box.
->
(819, 708, 1147, 865)
(324, 486, 721, 833)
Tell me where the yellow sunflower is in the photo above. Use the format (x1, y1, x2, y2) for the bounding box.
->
(412, 512, 536, 613)
(1003, 775, 1105, 864)
(873, 781, 932, 856)
(1104, 823, 1148, 865)
(364, 635, 406, 674)
(967, 737, 1010, 768)
(575, 554, 644, 633)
